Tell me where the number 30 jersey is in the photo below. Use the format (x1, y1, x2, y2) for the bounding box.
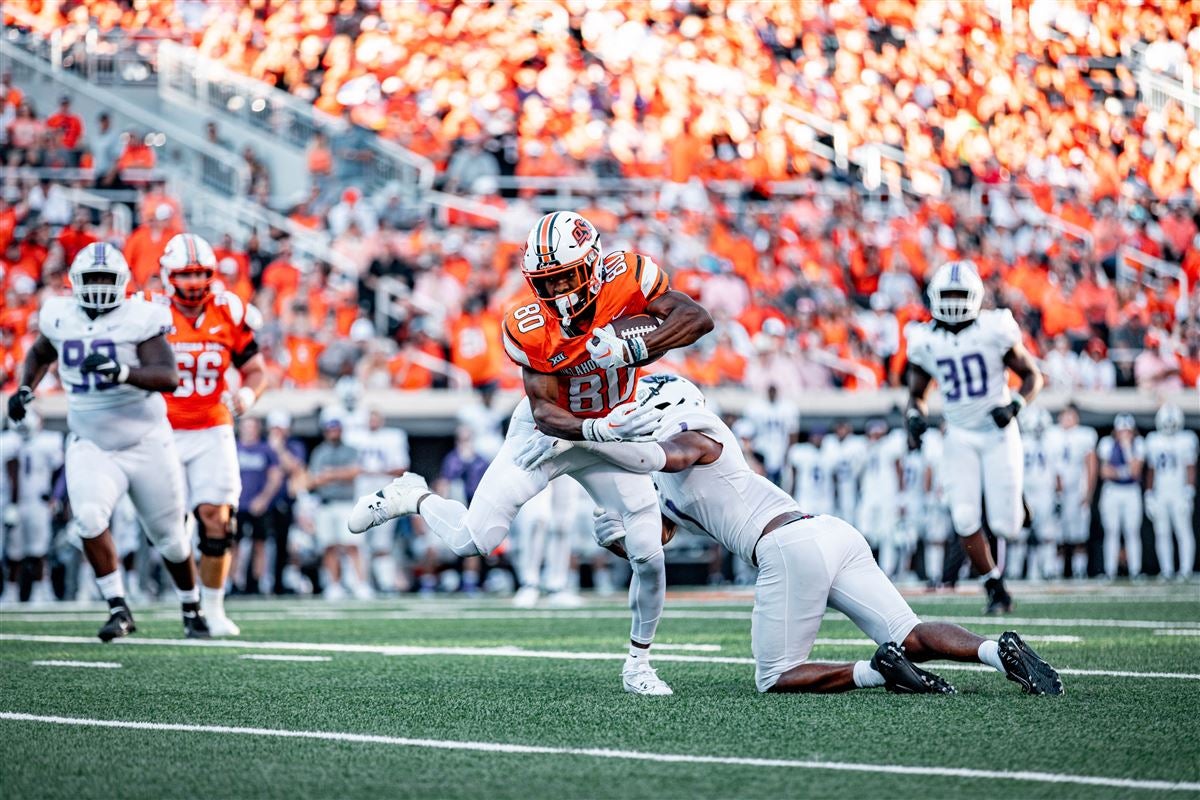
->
(147, 291, 261, 430)
(501, 251, 668, 418)
(40, 294, 172, 450)
(905, 309, 1021, 433)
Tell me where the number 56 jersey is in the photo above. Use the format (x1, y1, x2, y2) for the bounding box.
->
(501, 252, 668, 419)
(40, 295, 172, 450)
(905, 309, 1021, 433)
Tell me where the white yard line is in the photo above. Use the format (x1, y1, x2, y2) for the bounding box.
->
(30, 660, 121, 669)
(0, 711, 1194, 792)
(644, 644, 722, 651)
(1156, 629, 1200, 636)
(1, 634, 1191, 681)
(239, 655, 332, 663)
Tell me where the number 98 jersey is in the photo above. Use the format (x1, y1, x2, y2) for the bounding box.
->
(39, 294, 172, 450)
(905, 309, 1021, 432)
(501, 252, 668, 419)
(146, 291, 261, 430)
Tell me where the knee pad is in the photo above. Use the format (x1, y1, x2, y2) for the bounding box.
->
(72, 505, 110, 540)
(196, 506, 236, 557)
(157, 534, 192, 563)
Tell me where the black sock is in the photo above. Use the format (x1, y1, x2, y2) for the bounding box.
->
(181, 600, 202, 614)
(107, 596, 128, 612)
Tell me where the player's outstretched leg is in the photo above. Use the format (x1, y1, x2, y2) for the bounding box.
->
(902, 622, 1064, 696)
(349, 473, 429, 533)
(767, 644, 955, 694)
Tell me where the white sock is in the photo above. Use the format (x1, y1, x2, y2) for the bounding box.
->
(201, 585, 225, 614)
(175, 586, 200, 604)
(96, 571, 126, 601)
(853, 660, 886, 688)
(978, 640, 1005, 673)
(627, 643, 650, 662)
(983, 567, 1003, 581)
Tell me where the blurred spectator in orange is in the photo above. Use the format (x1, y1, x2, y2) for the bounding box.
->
(123, 204, 178, 288)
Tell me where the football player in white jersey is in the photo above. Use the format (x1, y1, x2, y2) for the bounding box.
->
(784, 430, 836, 516)
(920, 426, 954, 588)
(742, 385, 799, 485)
(6, 243, 209, 640)
(564, 375, 1063, 696)
(905, 260, 1044, 613)
(1145, 404, 1196, 580)
(857, 420, 906, 573)
(1020, 407, 1063, 580)
(1097, 414, 1146, 580)
(897, 439, 930, 582)
(9, 412, 63, 602)
(1055, 404, 1098, 579)
(826, 420, 866, 524)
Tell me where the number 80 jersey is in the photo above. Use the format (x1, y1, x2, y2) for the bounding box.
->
(40, 294, 172, 450)
(905, 309, 1021, 433)
(146, 291, 261, 430)
(501, 251, 668, 419)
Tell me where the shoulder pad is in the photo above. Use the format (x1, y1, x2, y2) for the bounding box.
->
(214, 291, 245, 325)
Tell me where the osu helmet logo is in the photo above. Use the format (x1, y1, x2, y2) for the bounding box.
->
(571, 218, 593, 247)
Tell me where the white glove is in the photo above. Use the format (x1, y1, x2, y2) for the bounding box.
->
(515, 431, 572, 471)
(232, 386, 257, 416)
(592, 508, 627, 549)
(582, 402, 661, 443)
(587, 324, 638, 370)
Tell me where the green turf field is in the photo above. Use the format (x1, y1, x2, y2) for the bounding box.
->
(1, 584, 1198, 799)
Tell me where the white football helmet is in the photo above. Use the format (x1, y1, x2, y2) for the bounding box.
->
(927, 260, 984, 324)
(70, 242, 130, 312)
(334, 376, 363, 412)
(521, 211, 603, 327)
(636, 373, 707, 438)
(160, 233, 217, 306)
(1113, 413, 1137, 433)
(1155, 403, 1184, 434)
(1024, 405, 1051, 437)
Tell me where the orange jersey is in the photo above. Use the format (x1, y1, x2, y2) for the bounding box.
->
(501, 251, 669, 418)
(147, 291, 262, 430)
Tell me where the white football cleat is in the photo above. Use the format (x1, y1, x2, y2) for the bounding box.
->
(622, 660, 673, 696)
(206, 612, 241, 637)
(512, 586, 540, 608)
(348, 473, 430, 533)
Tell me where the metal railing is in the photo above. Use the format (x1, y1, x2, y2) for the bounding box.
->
(1118, 246, 1190, 316)
(0, 39, 251, 198)
(156, 42, 434, 197)
(1130, 42, 1200, 126)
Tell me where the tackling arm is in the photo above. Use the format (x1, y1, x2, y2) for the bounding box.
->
(578, 431, 723, 474)
(641, 290, 714, 359)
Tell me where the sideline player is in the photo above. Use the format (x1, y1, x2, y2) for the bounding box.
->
(1020, 407, 1062, 581)
(1055, 404, 1098, 579)
(7, 243, 209, 639)
(784, 430, 835, 516)
(153, 233, 268, 635)
(905, 261, 1044, 613)
(533, 375, 1063, 696)
(9, 411, 63, 602)
(351, 211, 713, 695)
(1098, 414, 1146, 580)
(1145, 404, 1196, 580)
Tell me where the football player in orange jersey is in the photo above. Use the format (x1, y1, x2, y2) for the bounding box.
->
(155, 233, 268, 636)
(351, 211, 712, 695)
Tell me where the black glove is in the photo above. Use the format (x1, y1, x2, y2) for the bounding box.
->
(7, 386, 33, 422)
(81, 351, 123, 381)
(905, 410, 928, 450)
(990, 400, 1022, 429)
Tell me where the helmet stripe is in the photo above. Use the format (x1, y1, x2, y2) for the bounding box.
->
(185, 234, 198, 265)
(950, 262, 959, 283)
(94, 242, 106, 266)
(541, 212, 560, 252)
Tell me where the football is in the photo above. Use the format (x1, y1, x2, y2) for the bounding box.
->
(605, 314, 661, 364)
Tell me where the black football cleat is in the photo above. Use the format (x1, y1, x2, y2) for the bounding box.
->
(871, 642, 957, 695)
(98, 605, 136, 642)
(984, 577, 1013, 615)
(182, 606, 211, 639)
(998, 631, 1064, 696)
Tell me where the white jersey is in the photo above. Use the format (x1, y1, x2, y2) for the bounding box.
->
(786, 442, 835, 515)
(654, 408, 797, 566)
(1145, 430, 1198, 493)
(40, 295, 172, 450)
(15, 431, 64, 504)
(0, 429, 18, 506)
(899, 446, 928, 508)
(905, 309, 1021, 432)
(1056, 424, 1098, 498)
(1022, 430, 1059, 500)
(825, 433, 866, 516)
(457, 400, 505, 461)
(346, 425, 410, 498)
(1098, 435, 1146, 487)
(860, 432, 906, 500)
(742, 398, 799, 477)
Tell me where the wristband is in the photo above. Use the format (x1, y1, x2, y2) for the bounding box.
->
(1011, 394, 1025, 412)
(116, 364, 130, 384)
(626, 335, 649, 364)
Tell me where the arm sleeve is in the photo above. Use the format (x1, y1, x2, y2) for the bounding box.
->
(576, 440, 667, 473)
